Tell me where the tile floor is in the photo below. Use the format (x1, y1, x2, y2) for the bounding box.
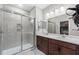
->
(16, 48, 45, 55)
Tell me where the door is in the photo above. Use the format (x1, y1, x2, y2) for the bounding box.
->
(2, 12, 21, 55)
(22, 16, 34, 50)
(37, 36, 48, 54)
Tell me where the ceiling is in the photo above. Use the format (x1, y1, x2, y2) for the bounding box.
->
(8, 4, 50, 12)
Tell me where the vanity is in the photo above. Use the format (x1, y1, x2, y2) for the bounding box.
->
(37, 33, 79, 55)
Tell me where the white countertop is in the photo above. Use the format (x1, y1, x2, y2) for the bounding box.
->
(37, 33, 79, 45)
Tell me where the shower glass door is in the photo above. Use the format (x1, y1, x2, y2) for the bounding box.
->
(2, 12, 21, 55)
(22, 16, 34, 50)
(2, 12, 35, 55)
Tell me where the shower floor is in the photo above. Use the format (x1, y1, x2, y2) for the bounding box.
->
(2, 43, 33, 55)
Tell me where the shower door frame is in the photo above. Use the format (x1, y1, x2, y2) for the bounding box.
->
(20, 16, 36, 52)
(0, 6, 36, 55)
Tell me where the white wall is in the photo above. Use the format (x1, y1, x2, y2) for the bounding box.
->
(36, 7, 43, 33)
(30, 7, 43, 33)
(69, 18, 79, 36)
(30, 7, 36, 18)
(36, 7, 43, 22)
(29, 7, 43, 47)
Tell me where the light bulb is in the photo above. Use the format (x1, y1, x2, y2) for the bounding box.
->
(50, 11, 54, 14)
(18, 4, 23, 7)
(46, 13, 49, 17)
(30, 19, 34, 23)
(60, 7, 65, 11)
(55, 9, 59, 14)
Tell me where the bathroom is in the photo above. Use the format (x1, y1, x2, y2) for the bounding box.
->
(0, 4, 79, 55)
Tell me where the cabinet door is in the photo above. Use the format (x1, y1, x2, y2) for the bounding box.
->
(49, 40, 59, 55)
(37, 36, 48, 54)
(37, 36, 42, 50)
(42, 37, 48, 54)
(60, 47, 76, 55)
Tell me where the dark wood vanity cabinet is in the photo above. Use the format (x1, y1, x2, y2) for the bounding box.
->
(59, 41, 76, 55)
(49, 41, 60, 55)
(37, 36, 42, 51)
(60, 47, 76, 55)
(37, 36, 79, 55)
(37, 36, 49, 54)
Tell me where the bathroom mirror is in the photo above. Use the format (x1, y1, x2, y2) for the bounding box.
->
(38, 20, 47, 33)
(48, 21, 56, 33)
(38, 21, 47, 30)
(47, 15, 79, 36)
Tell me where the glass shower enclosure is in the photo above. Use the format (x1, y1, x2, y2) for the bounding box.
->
(0, 5, 35, 55)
